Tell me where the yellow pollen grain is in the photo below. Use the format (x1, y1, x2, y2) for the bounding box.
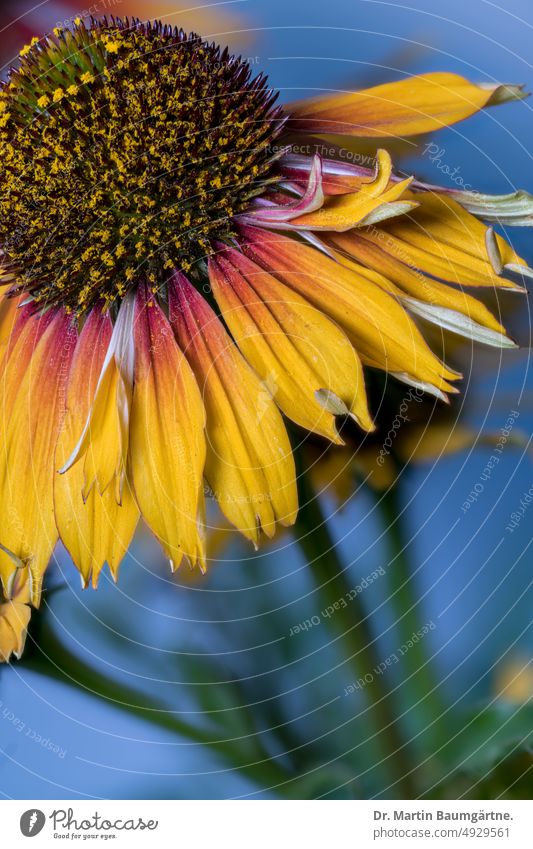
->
(104, 39, 122, 53)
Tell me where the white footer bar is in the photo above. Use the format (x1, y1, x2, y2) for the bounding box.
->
(2, 799, 530, 847)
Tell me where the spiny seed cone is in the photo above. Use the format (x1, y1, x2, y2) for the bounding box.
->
(0, 17, 285, 314)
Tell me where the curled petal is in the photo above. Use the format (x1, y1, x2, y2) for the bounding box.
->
(243, 154, 324, 223)
(280, 152, 376, 196)
(280, 150, 416, 231)
(286, 73, 527, 138)
(283, 154, 533, 228)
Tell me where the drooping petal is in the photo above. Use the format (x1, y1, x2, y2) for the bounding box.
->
(0, 310, 75, 604)
(169, 272, 298, 545)
(55, 308, 140, 589)
(327, 231, 516, 348)
(360, 192, 531, 289)
(286, 73, 526, 138)
(60, 293, 135, 502)
(130, 285, 206, 570)
(239, 225, 459, 400)
(209, 246, 374, 441)
(0, 568, 31, 662)
(410, 181, 533, 227)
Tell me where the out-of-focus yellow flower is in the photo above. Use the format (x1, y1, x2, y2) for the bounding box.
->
(309, 443, 397, 501)
(494, 658, 533, 705)
(121, 1, 250, 48)
(0, 1, 250, 62)
(305, 380, 531, 506)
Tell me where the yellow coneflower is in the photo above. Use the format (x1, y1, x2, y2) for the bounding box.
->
(0, 18, 530, 624)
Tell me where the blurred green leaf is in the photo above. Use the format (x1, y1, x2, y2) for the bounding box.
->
(440, 702, 533, 775)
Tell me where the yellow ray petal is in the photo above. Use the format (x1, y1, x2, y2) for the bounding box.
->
(362, 191, 528, 289)
(60, 294, 135, 502)
(169, 273, 298, 545)
(0, 307, 53, 427)
(0, 311, 75, 604)
(80, 364, 122, 498)
(209, 247, 374, 441)
(327, 231, 514, 347)
(0, 568, 31, 662)
(0, 311, 57, 597)
(288, 150, 417, 230)
(0, 293, 22, 364)
(55, 309, 139, 589)
(130, 285, 206, 570)
(287, 72, 526, 138)
(240, 226, 459, 399)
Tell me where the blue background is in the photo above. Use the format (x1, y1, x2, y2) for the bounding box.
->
(0, 0, 532, 799)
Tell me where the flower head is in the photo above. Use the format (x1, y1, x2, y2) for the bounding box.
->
(0, 17, 530, 633)
(0, 569, 31, 662)
(0, 19, 283, 312)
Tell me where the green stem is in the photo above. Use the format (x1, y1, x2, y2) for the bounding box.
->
(24, 621, 296, 796)
(378, 482, 449, 750)
(295, 461, 417, 798)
